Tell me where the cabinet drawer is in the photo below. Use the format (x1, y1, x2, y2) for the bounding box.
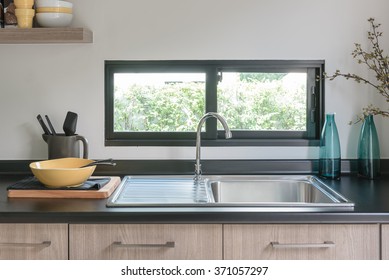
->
(224, 224, 379, 260)
(70, 224, 222, 260)
(0, 224, 68, 260)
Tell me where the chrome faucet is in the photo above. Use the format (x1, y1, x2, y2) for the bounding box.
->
(194, 112, 232, 182)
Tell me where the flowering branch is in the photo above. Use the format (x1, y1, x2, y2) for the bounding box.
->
(324, 18, 389, 123)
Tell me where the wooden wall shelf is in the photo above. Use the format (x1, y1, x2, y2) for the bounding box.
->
(0, 28, 93, 44)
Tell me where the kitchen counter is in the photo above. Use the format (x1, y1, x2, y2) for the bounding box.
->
(1, 174, 389, 224)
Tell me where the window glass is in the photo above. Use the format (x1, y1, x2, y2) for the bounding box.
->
(217, 72, 307, 131)
(113, 73, 206, 132)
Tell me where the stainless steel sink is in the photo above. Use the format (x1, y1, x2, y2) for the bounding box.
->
(107, 175, 354, 210)
(206, 175, 353, 207)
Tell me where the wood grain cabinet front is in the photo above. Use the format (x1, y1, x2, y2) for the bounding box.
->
(381, 224, 389, 259)
(69, 224, 223, 260)
(0, 224, 68, 260)
(224, 224, 379, 260)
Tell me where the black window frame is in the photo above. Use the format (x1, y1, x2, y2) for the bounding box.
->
(105, 60, 324, 147)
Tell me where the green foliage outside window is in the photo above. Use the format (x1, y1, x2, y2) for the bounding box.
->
(113, 74, 306, 133)
(218, 78, 306, 131)
(114, 83, 205, 132)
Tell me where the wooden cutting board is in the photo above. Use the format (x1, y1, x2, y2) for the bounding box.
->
(7, 176, 121, 199)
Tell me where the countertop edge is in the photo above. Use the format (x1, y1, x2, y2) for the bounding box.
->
(0, 211, 388, 224)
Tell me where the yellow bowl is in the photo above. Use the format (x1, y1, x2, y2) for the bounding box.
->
(30, 158, 96, 188)
(16, 15, 34, 28)
(14, 0, 34, 9)
(15, 9, 35, 28)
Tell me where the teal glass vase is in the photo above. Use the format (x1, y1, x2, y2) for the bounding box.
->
(319, 113, 341, 179)
(357, 114, 380, 179)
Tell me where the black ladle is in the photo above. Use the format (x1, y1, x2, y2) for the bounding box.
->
(80, 158, 116, 168)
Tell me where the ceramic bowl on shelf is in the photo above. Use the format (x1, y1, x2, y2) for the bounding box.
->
(15, 8, 35, 28)
(34, 0, 73, 27)
(14, 0, 35, 9)
(36, 12, 73, 27)
(35, 0, 73, 9)
(30, 158, 96, 188)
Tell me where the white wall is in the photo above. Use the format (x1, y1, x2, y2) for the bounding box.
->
(0, 0, 388, 160)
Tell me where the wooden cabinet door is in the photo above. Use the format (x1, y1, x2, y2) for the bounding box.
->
(224, 224, 379, 260)
(0, 224, 68, 260)
(381, 224, 389, 259)
(70, 224, 222, 260)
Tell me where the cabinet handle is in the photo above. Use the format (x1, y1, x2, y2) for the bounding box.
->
(112, 241, 175, 248)
(0, 241, 51, 248)
(270, 241, 335, 249)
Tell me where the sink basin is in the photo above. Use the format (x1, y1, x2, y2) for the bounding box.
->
(107, 175, 354, 210)
(206, 175, 353, 207)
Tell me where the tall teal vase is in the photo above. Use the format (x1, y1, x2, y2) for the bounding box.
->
(319, 113, 341, 180)
(357, 114, 380, 179)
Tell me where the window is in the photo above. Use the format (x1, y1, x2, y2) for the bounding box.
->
(105, 60, 324, 146)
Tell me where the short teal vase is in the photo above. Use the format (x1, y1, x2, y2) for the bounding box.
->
(357, 114, 380, 179)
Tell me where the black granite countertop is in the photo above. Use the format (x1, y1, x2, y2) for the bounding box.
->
(1, 174, 389, 224)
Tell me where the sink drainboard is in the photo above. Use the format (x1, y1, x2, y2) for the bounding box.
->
(107, 177, 211, 206)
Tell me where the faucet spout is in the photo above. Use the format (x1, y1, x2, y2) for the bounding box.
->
(194, 112, 232, 182)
